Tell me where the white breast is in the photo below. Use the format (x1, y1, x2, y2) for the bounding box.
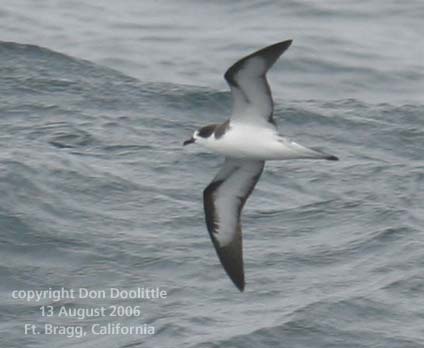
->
(198, 124, 282, 159)
(198, 122, 328, 160)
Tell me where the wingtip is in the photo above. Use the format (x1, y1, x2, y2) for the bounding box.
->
(274, 39, 293, 50)
(228, 268, 245, 292)
(280, 39, 293, 48)
(235, 280, 245, 292)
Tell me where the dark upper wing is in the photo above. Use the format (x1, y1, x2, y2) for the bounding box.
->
(203, 158, 265, 291)
(224, 40, 292, 126)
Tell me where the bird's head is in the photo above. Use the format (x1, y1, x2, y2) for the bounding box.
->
(183, 129, 198, 146)
(183, 124, 217, 146)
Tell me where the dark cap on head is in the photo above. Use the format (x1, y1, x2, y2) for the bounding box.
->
(197, 124, 216, 138)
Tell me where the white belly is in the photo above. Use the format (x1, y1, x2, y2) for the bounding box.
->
(199, 123, 323, 160)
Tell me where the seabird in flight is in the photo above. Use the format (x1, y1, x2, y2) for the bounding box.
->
(184, 40, 338, 291)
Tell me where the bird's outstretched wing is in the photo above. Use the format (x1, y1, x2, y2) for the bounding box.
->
(203, 158, 265, 291)
(224, 40, 292, 126)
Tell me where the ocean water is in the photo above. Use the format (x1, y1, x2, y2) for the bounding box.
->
(1, 1, 424, 347)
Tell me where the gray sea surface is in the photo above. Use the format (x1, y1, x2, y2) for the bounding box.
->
(1, 1, 424, 347)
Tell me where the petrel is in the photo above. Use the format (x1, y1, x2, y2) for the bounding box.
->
(183, 40, 338, 291)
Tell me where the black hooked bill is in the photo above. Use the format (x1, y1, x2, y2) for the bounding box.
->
(183, 137, 195, 146)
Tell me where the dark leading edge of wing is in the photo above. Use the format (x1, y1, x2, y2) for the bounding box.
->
(224, 40, 293, 125)
(224, 40, 292, 86)
(203, 159, 265, 291)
